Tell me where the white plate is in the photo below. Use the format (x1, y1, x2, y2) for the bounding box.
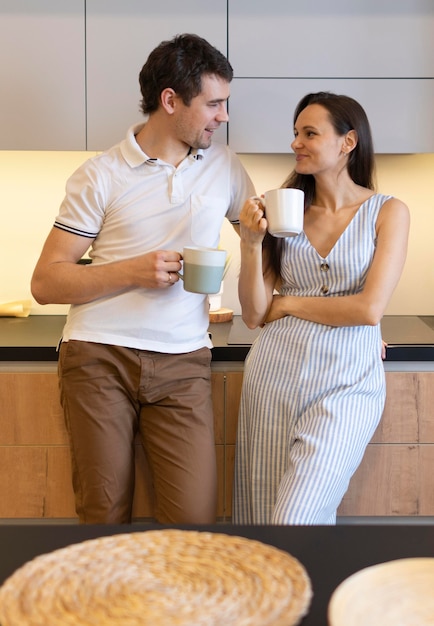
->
(328, 558, 434, 625)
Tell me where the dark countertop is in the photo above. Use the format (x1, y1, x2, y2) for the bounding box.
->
(0, 523, 434, 625)
(1, 315, 434, 362)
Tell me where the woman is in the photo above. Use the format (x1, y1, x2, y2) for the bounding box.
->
(233, 92, 410, 525)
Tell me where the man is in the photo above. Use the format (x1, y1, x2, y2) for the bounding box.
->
(31, 34, 255, 524)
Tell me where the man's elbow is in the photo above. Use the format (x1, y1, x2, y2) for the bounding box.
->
(31, 276, 50, 305)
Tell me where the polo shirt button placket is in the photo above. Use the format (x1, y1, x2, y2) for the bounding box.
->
(169, 169, 184, 204)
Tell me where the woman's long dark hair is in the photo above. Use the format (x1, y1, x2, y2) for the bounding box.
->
(265, 91, 376, 277)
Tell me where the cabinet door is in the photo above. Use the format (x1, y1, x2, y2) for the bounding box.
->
(86, 0, 228, 150)
(223, 371, 244, 518)
(337, 444, 425, 517)
(0, 372, 76, 518)
(228, 78, 434, 153)
(371, 372, 434, 444)
(229, 0, 434, 78)
(339, 372, 434, 517)
(0, 0, 86, 150)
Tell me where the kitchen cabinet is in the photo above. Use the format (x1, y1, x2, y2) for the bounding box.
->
(2, 1, 433, 152)
(1, 367, 434, 521)
(227, 0, 434, 153)
(338, 372, 434, 516)
(228, 78, 434, 154)
(223, 369, 434, 520)
(85, 0, 228, 150)
(0, 0, 86, 150)
(229, 0, 434, 78)
(0, 370, 75, 517)
(212, 368, 244, 519)
(0, 367, 231, 520)
(0, 0, 227, 151)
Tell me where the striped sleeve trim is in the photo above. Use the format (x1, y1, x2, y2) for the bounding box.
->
(54, 221, 98, 239)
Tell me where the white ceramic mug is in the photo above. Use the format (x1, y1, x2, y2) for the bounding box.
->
(260, 188, 304, 237)
(178, 246, 227, 294)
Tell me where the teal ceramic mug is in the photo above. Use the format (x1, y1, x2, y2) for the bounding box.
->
(178, 246, 227, 294)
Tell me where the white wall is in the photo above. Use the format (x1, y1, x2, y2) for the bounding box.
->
(1, 151, 433, 316)
(1, 151, 96, 315)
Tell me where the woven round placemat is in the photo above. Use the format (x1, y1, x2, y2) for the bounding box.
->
(0, 529, 312, 626)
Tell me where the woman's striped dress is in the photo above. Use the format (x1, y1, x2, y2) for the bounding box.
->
(233, 193, 391, 525)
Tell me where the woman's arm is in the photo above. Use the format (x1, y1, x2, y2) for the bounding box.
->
(238, 198, 277, 328)
(265, 197, 410, 327)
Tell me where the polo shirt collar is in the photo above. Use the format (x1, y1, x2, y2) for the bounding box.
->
(120, 121, 203, 168)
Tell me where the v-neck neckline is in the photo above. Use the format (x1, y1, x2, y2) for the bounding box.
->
(303, 193, 376, 260)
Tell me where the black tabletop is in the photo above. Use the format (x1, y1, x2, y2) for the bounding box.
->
(0, 523, 434, 625)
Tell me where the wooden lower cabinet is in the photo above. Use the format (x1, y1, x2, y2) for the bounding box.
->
(0, 371, 75, 519)
(0, 369, 235, 521)
(1, 368, 434, 520)
(338, 371, 434, 517)
(223, 369, 434, 519)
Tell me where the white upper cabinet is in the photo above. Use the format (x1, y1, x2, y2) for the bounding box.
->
(1, 1, 432, 152)
(85, 0, 228, 151)
(227, 0, 434, 153)
(0, 1, 85, 150)
(228, 78, 434, 154)
(228, 0, 434, 78)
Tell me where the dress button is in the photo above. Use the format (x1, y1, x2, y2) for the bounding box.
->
(321, 285, 329, 294)
(320, 263, 329, 272)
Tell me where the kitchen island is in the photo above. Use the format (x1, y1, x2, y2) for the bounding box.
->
(1, 522, 434, 626)
(1, 315, 434, 522)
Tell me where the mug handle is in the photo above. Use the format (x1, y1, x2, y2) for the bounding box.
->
(251, 195, 265, 207)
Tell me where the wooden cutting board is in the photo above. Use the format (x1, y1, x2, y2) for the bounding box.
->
(209, 308, 234, 323)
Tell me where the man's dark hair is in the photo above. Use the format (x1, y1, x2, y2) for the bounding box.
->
(139, 33, 233, 114)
